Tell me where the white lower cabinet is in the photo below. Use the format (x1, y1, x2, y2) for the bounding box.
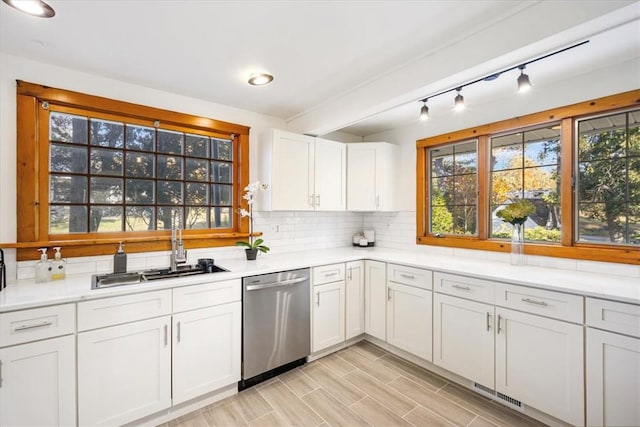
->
(172, 301, 241, 405)
(433, 293, 494, 387)
(586, 297, 640, 427)
(495, 307, 584, 426)
(78, 316, 172, 426)
(364, 260, 386, 340)
(312, 280, 346, 352)
(345, 260, 365, 340)
(387, 282, 432, 361)
(0, 335, 76, 427)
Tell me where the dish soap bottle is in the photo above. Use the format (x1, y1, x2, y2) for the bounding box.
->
(114, 242, 127, 274)
(35, 248, 52, 283)
(51, 246, 66, 281)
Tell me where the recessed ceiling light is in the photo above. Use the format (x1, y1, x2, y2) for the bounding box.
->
(2, 0, 55, 17)
(248, 72, 273, 86)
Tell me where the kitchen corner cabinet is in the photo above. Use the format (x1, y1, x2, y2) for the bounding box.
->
(259, 129, 346, 211)
(586, 298, 640, 427)
(364, 260, 386, 340)
(312, 264, 346, 352)
(0, 303, 76, 427)
(346, 142, 399, 211)
(345, 260, 365, 340)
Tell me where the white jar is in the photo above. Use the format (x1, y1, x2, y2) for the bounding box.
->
(359, 237, 369, 247)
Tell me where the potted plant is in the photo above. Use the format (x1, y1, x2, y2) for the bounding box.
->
(496, 199, 535, 265)
(236, 181, 270, 260)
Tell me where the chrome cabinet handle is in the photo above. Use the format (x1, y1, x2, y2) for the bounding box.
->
(316, 292, 320, 307)
(376, 195, 380, 208)
(309, 195, 315, 208)
(14, 320, 53, 331)
(316, 194, 320, 207)
(0, 360, 3, 388)
(324, 271, 338, 278)
(521, 298, 548, 307)
(177, 322, 181, 343)
(486, 312, 491, 331)
(387, 288, 392, 301)
(452, 284, 471, 291)
(348, 267, 352, 281)
(400, 274, 415, 280)
(497, 315, 502, 334)
(163, 324, 168, 347)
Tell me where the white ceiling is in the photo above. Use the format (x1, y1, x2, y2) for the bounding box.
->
(1, 1, 638, 137)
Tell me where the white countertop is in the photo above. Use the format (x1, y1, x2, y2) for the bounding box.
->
(1, 247, 638, 312)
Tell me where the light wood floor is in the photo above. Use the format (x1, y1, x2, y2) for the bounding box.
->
(163, 341, 547, 427)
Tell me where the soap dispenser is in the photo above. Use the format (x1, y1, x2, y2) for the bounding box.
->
(35, 248, 52, 283)
(51, 246, 66, 281)
(114, 242, 127, 274)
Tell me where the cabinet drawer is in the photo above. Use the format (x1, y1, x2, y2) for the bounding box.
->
(495, 284, 583, 324)
(434, 272, 494, 304)
(313, 263, 345, 285)
(173, 279, 241, 313)
(0, 304, 75, 347)
(587, 298, 640, 337)
(78, 289, 172, 331)
(388, 264, 432, 290)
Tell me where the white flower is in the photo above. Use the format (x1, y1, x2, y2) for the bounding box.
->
(239, 208, 251, 218)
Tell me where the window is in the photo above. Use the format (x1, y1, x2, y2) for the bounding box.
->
(417, 90, 640, 264)
(577, 110, 640, 245)
(429, 140, 478, 236)
(16, 81, 250, 260)
(490, 124, 561, 243)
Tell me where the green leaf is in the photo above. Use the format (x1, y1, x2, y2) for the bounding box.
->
(253, 238, 264, 246)
(235, 241, 251, 248)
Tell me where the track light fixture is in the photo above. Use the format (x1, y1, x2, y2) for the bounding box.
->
(517, 66, 532, 93)
(417, 40, 588, 121)
(419, 101, 429, 121)
(454, 88, 465, 111)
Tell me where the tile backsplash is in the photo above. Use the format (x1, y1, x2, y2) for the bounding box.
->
(11, 209, 640, 281)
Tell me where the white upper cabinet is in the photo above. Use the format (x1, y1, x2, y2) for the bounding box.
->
(259, 129, 346, 211)
(347, 142, 399, 211)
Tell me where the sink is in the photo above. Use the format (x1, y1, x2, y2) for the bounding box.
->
(142, 264, 227, 281)
(91, 264, 228, 289)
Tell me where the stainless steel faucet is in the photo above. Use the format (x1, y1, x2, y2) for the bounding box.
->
(170, 213, 187, 272)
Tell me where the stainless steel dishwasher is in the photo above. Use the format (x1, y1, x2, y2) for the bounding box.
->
(240, 268, 310, 389)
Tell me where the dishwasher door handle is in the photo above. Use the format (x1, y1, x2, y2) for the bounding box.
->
(245, 277, 308, 291)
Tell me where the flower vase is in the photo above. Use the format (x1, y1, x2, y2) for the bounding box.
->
(510, 223, 525, 265)
(245, 248, 258, 261)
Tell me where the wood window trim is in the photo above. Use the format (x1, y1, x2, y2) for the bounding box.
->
(416, 90, 640, 265)
(13, 81, 252, 261)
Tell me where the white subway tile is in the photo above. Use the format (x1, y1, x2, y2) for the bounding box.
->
(576, 260, 640, 278)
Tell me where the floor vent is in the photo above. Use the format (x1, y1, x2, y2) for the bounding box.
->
(473, 383, 525, 413)
(496, 392, 524, 412)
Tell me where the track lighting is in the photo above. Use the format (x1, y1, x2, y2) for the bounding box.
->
(454, 89, 465, 111)
(517, 66, 532, 93)
(416, 40, 589, 121)
(419, 101, 429, 121)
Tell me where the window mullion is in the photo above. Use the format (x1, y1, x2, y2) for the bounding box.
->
(560, 117, 574, 247)
(477, 135, 490, 240)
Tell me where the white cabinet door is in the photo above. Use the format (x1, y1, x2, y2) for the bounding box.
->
(346, 143, 399, 211)
(495, 307, 584, 426)
(345, 260, 365, 340)
(312, 281, 346, 352)
(433, 293, 494, 387)
(0, 335, 76, 427)
(261, 129, 314, 211)
(314, 138, 346, 211)
(173, 302, 241, 405)
(364, 260, 386, 340)
(78, 316, 171, 426)
(387, 282, 432, 361)
(586, 328, 640, 427)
